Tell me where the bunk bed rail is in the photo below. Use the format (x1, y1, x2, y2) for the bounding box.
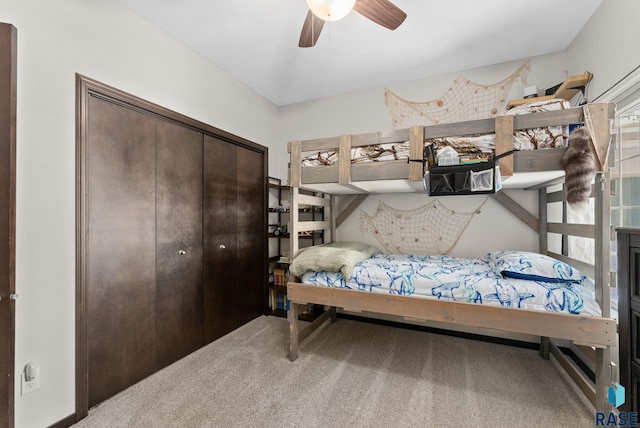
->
(288, 103, 614, 193)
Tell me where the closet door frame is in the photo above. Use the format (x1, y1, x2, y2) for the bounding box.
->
(75, 74, 268, 420)
(0, 22, 16, 428)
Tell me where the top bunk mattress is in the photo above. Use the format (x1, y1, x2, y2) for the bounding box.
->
(302, 99, 571, 167)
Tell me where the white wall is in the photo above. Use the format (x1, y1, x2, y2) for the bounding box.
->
(567, 0, 640, 102)
(2, 0, 279, 427)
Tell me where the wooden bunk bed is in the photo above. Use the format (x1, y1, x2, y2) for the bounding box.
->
(285, 102, 617, 413)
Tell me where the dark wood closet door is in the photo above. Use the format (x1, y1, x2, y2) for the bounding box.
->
(78, 75, 268, 418)
(0, 22, 16, 428)
(236, 148, 265, 325)
(618, 228, 640, 411)
(86, 96, 157, 408)
(155, 120, 204, 369)
(203, 135, 265, 343)
(203, 135, 239, 342)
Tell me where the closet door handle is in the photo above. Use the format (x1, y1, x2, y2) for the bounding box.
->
(219, 244, 226, 250)
(178, 250, 187, 255)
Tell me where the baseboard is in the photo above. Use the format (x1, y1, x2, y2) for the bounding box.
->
(48, 413, 77, 428)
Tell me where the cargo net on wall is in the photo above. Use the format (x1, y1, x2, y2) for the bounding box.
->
(361, 200, 486, 255)
(385, 61, 530, 128)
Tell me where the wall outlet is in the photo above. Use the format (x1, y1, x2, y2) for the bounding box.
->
(21, 368, 40, 395)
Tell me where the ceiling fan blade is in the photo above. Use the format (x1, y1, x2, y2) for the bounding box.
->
(299, 9, 325, 48)
(353, 0, 407, 30)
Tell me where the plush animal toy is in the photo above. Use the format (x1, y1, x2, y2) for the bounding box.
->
(560, 127, 596, 212)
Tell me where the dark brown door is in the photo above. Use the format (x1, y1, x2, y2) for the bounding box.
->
(86, 99, 208, 406)
(236, 148, 265, 325)
(203, 136, 238, 342)
(78, 76, 267, 417)
(155, 120, 204, 369)
(0, 22, 16, 428)
(86, 96, 158, 407)
(618, 229, 640, 412)
(203, 136, 265, 343)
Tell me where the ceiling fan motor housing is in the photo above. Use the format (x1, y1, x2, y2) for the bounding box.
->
(306, 0, 357, 21)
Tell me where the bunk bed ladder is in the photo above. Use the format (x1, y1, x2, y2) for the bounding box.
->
(537, 171, 613, 412)
(288, 187, 336, 361)
(289, 187, 334, 258)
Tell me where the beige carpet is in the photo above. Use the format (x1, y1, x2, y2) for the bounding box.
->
(74, 315, 594, 428)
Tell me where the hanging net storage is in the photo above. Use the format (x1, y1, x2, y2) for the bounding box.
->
(385, 61, 530, 128)
(360, 200, 484, 255)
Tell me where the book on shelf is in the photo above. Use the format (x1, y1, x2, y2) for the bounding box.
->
(273, 268, 286, 286)
(269, 288, 289, 311)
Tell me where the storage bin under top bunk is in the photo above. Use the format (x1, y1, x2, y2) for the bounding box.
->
(427, 159, 501, 196)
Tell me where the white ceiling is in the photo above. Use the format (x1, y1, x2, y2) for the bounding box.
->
(118, 0, 603, 106)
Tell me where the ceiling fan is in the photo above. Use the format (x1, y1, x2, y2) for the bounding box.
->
(299, 0, 407, 48)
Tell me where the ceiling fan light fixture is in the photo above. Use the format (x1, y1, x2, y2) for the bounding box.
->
(306, 0, 357, 21)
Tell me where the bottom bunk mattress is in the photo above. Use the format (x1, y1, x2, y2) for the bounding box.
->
(298, 251, 601, 317)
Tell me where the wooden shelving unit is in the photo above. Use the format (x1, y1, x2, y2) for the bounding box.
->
(267, 177, 289, 315)
(266, 177, 326, 320)
(506, 72, 593, 109)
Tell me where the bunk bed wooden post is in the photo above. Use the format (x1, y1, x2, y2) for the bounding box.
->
(594, 177, 612, 315)
(290, 186, 300, 259)
(409, 126, 423, 181)
(329, 195, 336, 243)
(590, 104, 613, 412)
(538, 188, 549, 252)
(538, 188, 550, 359)
(595, 346, 613, 412)
(594, 166, 613, 412)
(288, 300, 300, 361)
(495, 115, 514, 177)
(289, 140, 302, 188)
(339, 135, 351, 185)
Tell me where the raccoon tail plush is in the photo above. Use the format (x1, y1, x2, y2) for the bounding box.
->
(561, 127, 596, 212)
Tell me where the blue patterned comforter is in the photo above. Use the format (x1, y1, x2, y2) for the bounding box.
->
(300, 254, 601, 316)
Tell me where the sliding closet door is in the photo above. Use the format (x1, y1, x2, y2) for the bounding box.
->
(203, 135, 238, 342)
(87, 103, 205, 405)
(86, 96, 157, 407)
(155, 120, 204, 369)
(203, 135, 265, 343)
(236, 148, 265, 325)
